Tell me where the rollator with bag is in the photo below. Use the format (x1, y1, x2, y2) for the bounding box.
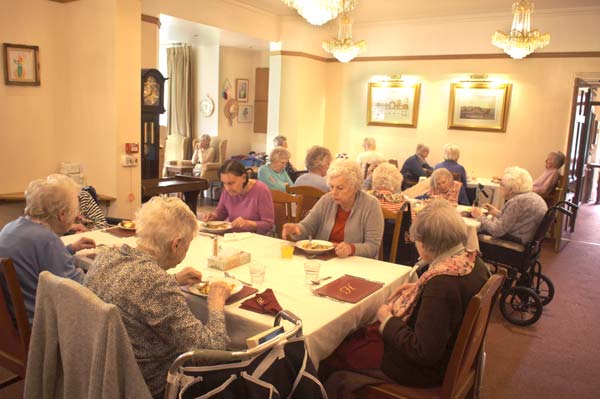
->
(164, 310, 327, 399)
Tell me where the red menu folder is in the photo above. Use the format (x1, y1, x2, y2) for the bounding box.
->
(314, 275, 384, 304)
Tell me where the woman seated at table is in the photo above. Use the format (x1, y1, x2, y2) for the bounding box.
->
(204, 159, 275, 235)
(472, 166, 547, 244)
(435, 143, 468, 187)
(258, 146, 294, 191)
(191, 133, 216, 176)
(69, 187, 110, 232)
(294, 145, 332, 192)
(426, 168, 470, 205)
(85, 196, 231, 399)
(532, 150, 565, 198)
(282, 160, 383, 258)
(322, 200, 490, 398)
(0, 174, 95, 323)
(356, 137, 385, 173)
(400, 143, 433, 190)
(367, 163, 405, 212)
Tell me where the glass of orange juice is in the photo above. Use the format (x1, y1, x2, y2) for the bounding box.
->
(280, 242, 295, 259)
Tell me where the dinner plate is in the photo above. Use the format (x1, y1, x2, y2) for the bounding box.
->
(186, 277, 243, 298)
(199, 221, 233, 234)
(295, 239, 335, 254)
(117, 221, 136, 231)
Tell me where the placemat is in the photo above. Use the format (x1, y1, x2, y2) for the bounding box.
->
(181, 285, 258, 305)
(293, 246, 337, 261)
(103, 227, 136, 238)
(314, 274, 384, 304)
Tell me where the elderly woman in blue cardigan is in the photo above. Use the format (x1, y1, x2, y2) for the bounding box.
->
(282, 160, 384, 258)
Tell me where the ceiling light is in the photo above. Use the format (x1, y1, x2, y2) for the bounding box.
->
(281, 0, 355, 26)
(322, 12, 366, 63)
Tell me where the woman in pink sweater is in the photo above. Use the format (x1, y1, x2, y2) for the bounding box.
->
(532, 151, 565, 198)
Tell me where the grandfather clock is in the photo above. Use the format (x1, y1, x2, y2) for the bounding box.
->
(141, 68, 167, 179)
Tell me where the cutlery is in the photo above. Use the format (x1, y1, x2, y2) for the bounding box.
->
(224, 271, 253, 287)
(310, 276, 332, 285)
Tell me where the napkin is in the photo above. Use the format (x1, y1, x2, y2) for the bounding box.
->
(240, 289, 282, 315)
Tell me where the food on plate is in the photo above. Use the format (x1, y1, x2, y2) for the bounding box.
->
(202, 222, 231, 230)
(120, 221, 136, 229)
(301, 242, 333, 251)
(194, 281, 236, 295)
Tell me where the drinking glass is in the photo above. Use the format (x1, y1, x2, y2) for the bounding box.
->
(304, 261, 321, 284)
(280, 242, 295, 259)
(249, 263, 266, 286)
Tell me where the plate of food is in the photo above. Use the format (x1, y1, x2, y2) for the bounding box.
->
(200, 221, 233, 233)
(295, 239, 335, 255)
(186, 277, 243, 298)
(118, 220, 136, 230)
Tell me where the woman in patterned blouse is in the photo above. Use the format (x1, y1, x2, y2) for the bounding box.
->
(427, 168, 469, 205)
(84, 197, 232, 398)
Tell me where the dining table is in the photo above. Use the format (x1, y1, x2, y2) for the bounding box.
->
(467, 177, 505, 210)
(62, 229, 412, 366)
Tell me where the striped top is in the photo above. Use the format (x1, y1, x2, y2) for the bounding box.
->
(78, 190, 109, 230)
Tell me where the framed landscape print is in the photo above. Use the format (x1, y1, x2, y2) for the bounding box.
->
(236, 78, 249, 102)
(3, 43, 40, 86)
(367, 81, 421, 127)
(448, 82, 512, 132)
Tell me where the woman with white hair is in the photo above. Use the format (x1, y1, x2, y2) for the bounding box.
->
(85, 196, 232, 398)
(472, 166, 547, 244)
(434, 143, 468, 188)
(282, 160, 384, 258)
(322, 200, 490, 396)
(368, 163, 405, 212)
(294, 145, 332, 192)
(400, 144, 433, 189)
(0, 174, 96, 322)
(427, 168, 469, 205)
(258, 146, 294, 191)
(272, 135, 298, 179)
(532, 151, 566, 198)
(192, 134, 215, 176)
(356, 137, 385, 172)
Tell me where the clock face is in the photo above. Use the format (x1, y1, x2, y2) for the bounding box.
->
(200, 95, 215, 117)
(143, 76, 160, 106)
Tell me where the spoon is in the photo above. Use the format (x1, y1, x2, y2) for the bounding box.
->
(310, 276, 332, 285)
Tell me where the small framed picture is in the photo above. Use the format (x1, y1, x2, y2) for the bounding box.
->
(367, 81, 421, 128)
(238, 105, 254, 123)
(236, 78, 249, 102)
(3, 43, 40, 86)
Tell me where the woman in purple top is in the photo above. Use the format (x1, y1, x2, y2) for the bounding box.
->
(203, 160, 275, 235)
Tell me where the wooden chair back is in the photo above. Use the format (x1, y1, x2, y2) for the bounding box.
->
(357, 271, 505, 399)
(286, 185, 326, 219)
(270, 190, 303, 238)
(388, 159, 399, 168)
(379, 206, 406, 263)
(0, 258, 30, 381)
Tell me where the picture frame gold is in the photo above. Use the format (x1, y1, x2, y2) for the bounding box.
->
(448, 82, 512, 132)
(367, 81, 420, 128)
(3, 43, 40, 86)
(236, 78, 249, 102)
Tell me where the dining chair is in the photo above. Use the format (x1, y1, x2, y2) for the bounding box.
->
(286, 185, 326, 219)
(271, 190, 303, 238)
(388, 159, 399, 169)
(379, 207, 405, 263)
(356, 271, 505, 399)
(0, 258, 30, 388)
(201, 139, 229, 201)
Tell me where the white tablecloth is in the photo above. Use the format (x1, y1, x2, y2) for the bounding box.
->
(467, 177, 504, 209)
(456, 205, 481, 252)
(63, 230, 412, 365)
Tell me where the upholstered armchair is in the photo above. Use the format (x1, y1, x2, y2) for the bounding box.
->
(200, 139, 228, 199)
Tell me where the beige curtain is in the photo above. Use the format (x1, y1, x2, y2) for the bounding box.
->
(167, 44, 193, 159)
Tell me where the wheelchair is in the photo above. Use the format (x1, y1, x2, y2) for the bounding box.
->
(478, 201, 578, 326)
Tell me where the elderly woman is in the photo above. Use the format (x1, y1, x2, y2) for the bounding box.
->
(434, 143, 468, 189)
(322, 200, 490, 397)
(294, 145, 332, 192)
(273, 135, 297, 179)
(400, 144, 433, 189)
(258, 146, 294, 191)
(427, 168, 469, 205)
(85, 197, 231, 398)
(472, 166, 547, 244)
(356, 137, 385, 172)
(0, 174, 95, 322)
(532, 151, 565, 198)
(205, 159, 275, 235)
(367, 163, 405, 212)
(192, 133, 216, 176)
(282, 160, 384, 258)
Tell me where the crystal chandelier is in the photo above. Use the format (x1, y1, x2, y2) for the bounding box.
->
(322, 12, 366, 63)
(492, 0, 550, 59)
(281, 0, 355, 26)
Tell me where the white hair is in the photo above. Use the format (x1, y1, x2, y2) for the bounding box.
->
(136, 197, 198, 257)
(199, 133, 211, 142)
(372, 163, 403, 192)
(409, 199, 467, 257)
(273, 135, 287, 147)
(269, 146, 291, 162)
(502, 166, 533, 194)
(305, 145, 332, 170)
(362, 137, 377, 150)
(327, 159, 363, 191)
(549, 151, 566, 169)
(25, 174, 80, 223)
(430, 168, 454, 190)
(443, 143, 461, 161)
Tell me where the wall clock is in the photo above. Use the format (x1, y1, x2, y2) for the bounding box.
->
(200, 94, 215, 117)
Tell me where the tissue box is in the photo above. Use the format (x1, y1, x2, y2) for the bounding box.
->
(207, 251, 251, 271)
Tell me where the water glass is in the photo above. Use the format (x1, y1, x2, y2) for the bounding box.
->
(280, 242, 295, 259)
(304, 261, 321, 284)
(249, 263, 266, 286)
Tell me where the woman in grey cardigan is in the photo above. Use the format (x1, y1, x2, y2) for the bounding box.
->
(283, 160, 384, 258)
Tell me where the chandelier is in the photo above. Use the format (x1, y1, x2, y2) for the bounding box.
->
(281, 0, 355, 26)
(492, 0, 550, 59)
(322, 12, 366, 63)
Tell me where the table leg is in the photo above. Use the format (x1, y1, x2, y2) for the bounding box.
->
(183, 190, 200, 215)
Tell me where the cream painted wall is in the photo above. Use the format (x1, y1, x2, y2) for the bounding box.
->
(193, 45, 220, 139)
(142, 20, 159, 68)
(218, 47, 269, 158)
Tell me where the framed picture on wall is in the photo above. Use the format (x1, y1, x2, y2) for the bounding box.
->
(367, 81, 421, 128)
(238, 105, 254, 123)
(448, 82, 512, 132)
(3, 43, 40, 86)
(236, 78, 249, 102)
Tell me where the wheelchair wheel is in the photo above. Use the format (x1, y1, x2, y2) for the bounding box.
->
(532, 273, 554, 306)
(500, 286, 543, 326)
